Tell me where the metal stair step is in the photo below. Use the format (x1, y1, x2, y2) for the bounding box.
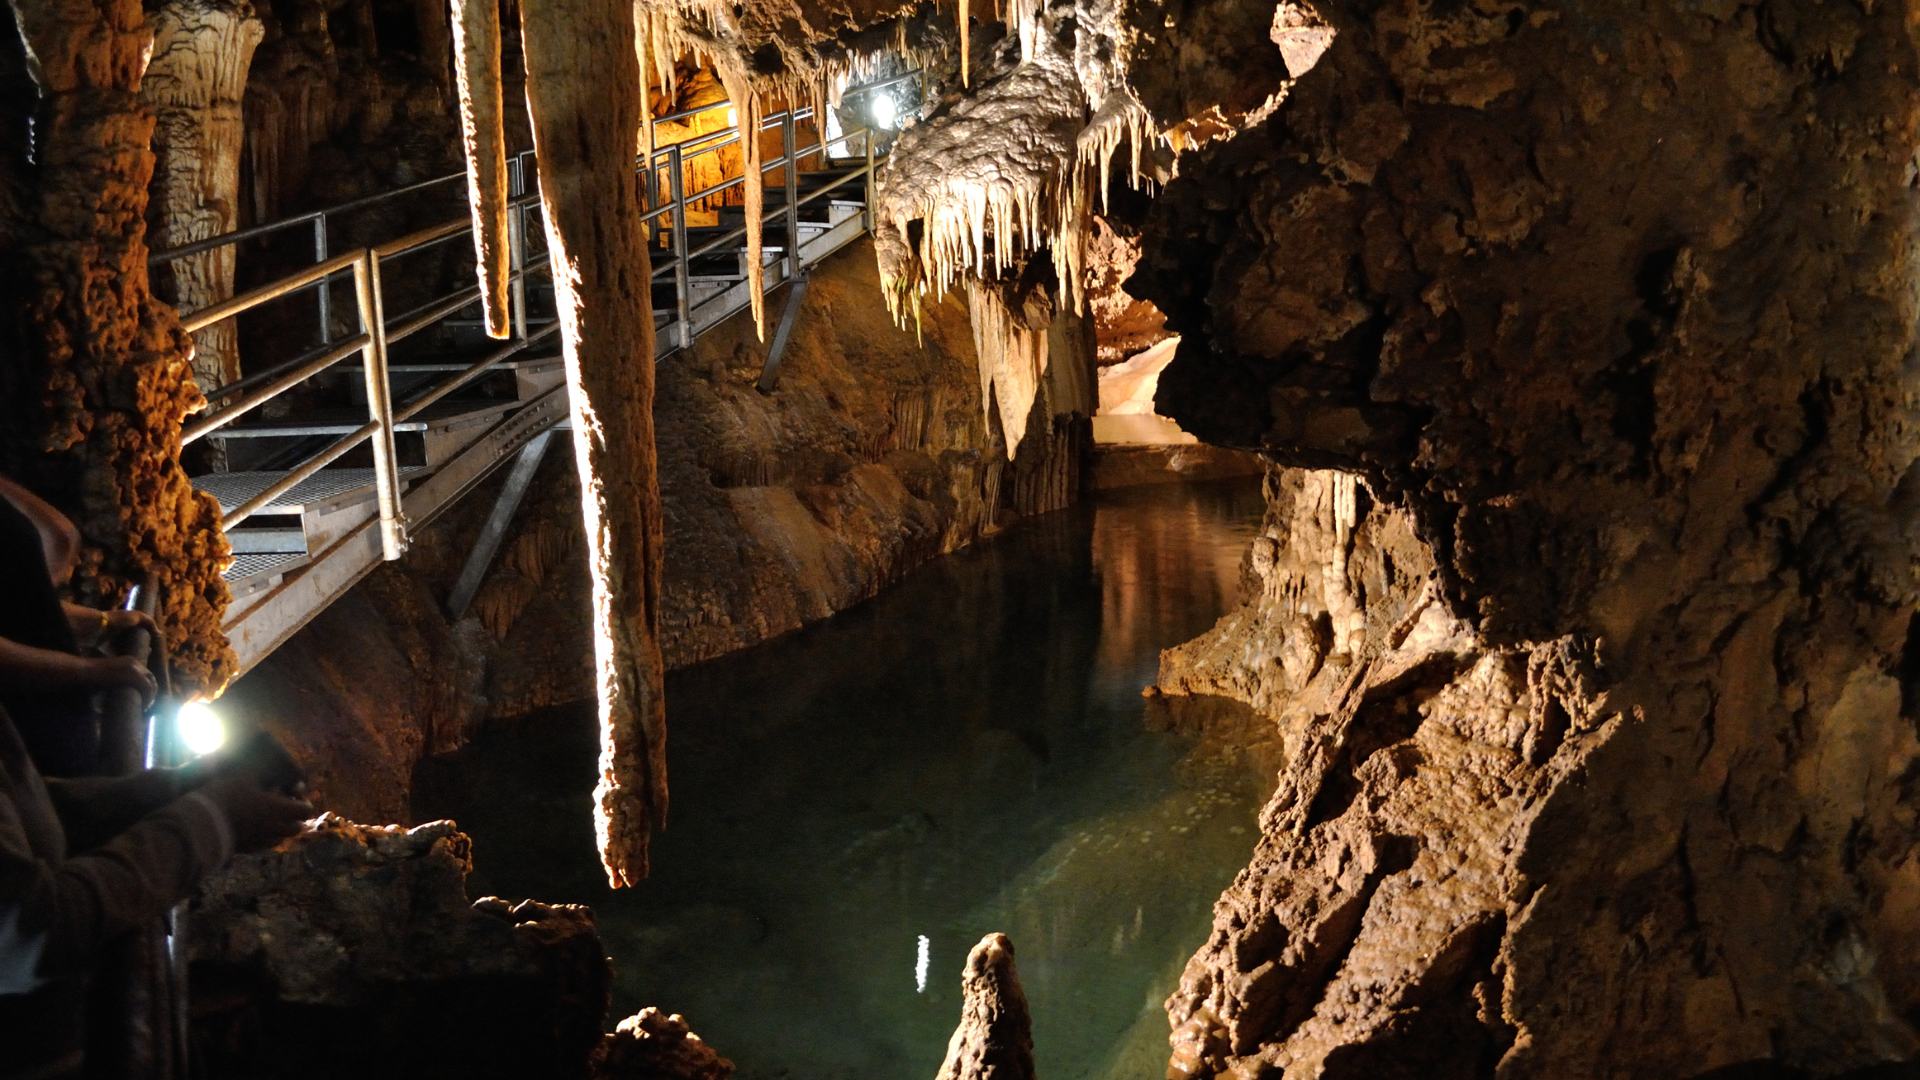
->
(223, 550, 309, 586)
(193, 466, 430, 516)
(225, 526, 308, 554)
(216, 398, 520, 438)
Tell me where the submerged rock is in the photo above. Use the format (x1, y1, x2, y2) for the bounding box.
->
(936, 933, 1036, 1080)
(592, 1008, 735, 1079)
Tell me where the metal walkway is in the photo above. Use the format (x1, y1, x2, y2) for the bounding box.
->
(154, 73, 918, 676)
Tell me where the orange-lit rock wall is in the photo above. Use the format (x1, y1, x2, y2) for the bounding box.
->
(1, 0, 234, 691)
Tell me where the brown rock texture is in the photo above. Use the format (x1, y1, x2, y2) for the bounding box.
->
(1137, 3, 1920, 1076)
(1087, 443, 1262, 493)
(190, 814, 727, 1079)
(1085, 213, 1168, 366)
(142, 0, 264, 394)
(520, 0, 667, 888)
(592, 1008, 736, 1080)
(655, 238, 1092, 663)
(0, 0, 235, 690)
(936, 932, 1036, 1080)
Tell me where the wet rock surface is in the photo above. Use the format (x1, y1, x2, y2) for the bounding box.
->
(1087, 444, 1262, 492)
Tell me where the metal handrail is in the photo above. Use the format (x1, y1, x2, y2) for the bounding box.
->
(151, 68, 920, 268)
(166, 68, 921, 562)
(179, 249, 361, 334)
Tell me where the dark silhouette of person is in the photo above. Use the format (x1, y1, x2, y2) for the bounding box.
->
(0, 476, 310, 1079)
(0, 476, 158, 776)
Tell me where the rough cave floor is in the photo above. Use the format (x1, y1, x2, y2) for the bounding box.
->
(414, 479, 1281, 1078)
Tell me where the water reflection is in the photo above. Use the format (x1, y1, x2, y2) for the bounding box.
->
(414, 479, 1278, 1079)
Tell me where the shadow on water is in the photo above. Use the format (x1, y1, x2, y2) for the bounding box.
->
(413, 478, 1284, 1079)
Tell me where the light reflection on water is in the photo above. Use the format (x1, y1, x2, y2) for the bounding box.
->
(414, 479, 1281, 1079)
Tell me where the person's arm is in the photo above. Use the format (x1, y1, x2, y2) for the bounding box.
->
(0, 635, 156, 708)
(42, 763, 210, 852)
(0, 476, 79, 586)
(46, 729, 303, 851)
(0, 776, 231, 981)
(1, 774, 311, 983)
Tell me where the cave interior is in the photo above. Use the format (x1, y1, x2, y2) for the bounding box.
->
(1, 0, 1918, 1076)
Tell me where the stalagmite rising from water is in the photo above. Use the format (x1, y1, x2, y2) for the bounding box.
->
(936, 933, 1035, 1080)
(451, 0, 510, 338)
(519, 0, 669, 887)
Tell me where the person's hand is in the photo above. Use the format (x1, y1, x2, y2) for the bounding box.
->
(103, 609, 159, 640)
(202, 775, 313, 853)
(89, 654, 157, 710)
(207, 729, 308, 796)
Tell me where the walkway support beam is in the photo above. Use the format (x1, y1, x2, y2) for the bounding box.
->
(446, 429, 553, 619)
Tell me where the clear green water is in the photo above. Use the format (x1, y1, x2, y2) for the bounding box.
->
(413, 479, 1280, 1079)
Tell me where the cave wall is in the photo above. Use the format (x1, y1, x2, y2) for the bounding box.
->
(228, 236, 1093, 822)
(0, 0, 235, 689)
(1137, 2, 1920, 1075)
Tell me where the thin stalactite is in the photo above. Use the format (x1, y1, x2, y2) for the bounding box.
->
(452, 0, 510, 338)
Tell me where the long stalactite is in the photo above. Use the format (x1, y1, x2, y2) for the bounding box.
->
(451, 0, 511, 339)
(518, 0, 669, 887)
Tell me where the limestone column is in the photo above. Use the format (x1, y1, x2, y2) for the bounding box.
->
(2, 0, 236, 694)
(142, 0, 264, 396)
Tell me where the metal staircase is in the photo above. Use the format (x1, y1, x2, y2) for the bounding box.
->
(153, 73, 917, 676)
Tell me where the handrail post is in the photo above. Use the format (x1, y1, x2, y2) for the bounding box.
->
(668, 142, 693, 349)
(863, 127, 876, 232)
(351, 251, 408, 560)
(784, 107, 802, 277)
(314, 215, 332, 344)
(509, 203, 529, 342)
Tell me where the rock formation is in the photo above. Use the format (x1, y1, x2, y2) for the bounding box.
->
(11, 0, 1915, 1070)
(142, 0, 264, 395)
(1137, 3, 1920, 1074)
(1084, 213, 1166, 367)
(0, 0, 235, 690)
(519, 0, 669, 888)
(191, 814, 731, 1079)
(593, 1009, 735, 1080)
(450, 0, 511, 339)
(936, 933, 1036, 1080)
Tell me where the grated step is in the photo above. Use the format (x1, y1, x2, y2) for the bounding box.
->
(193, 466, 429, 515)
(223, 550, 308, 583)
(217, 398, 519, 439)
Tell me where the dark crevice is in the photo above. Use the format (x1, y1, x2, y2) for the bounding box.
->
(1898, 611, 1920, 720)
(1303, 660, 1454, 830)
